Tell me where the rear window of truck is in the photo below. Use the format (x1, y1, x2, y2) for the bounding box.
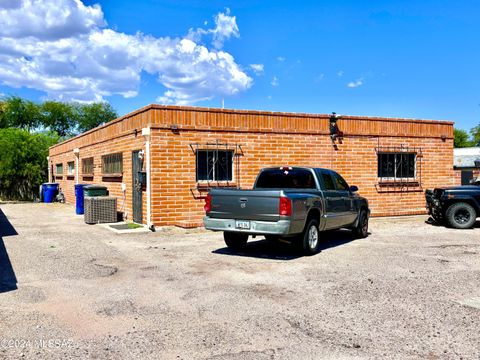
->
(255, 169, 316, 189)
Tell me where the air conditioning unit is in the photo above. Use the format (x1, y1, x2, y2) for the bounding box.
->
(84, 196, 117, 224)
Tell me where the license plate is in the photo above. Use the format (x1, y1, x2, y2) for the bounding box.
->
(235, 220, 250, 230)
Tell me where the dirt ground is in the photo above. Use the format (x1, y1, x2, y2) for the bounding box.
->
(0, 203, 479, 359)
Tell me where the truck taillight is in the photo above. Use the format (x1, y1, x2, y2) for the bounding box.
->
(279, 197, 292, 216)
(204, 194, 212, 213)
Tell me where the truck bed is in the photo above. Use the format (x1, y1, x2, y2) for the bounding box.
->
(208, 188, 283, 222)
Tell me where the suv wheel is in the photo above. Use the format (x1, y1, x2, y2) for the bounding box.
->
(445, 202, 477, 229)
(302, 219, 320, 255)
(224, 232, 248, 250)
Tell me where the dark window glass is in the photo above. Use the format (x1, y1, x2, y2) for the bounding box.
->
(378, 153, 416, 178)
(321, 172, 335, 190)
(215, 151, 233, 181)
(196, 150, 213, 181)
(332, 172, 349, 190)
(55, 163, 63, 174)
(398, 153, 416, 178)
(196, 150, 233, 181)
(102, 153, 123, 174)
(82, 157, 94, 175)
(256, 169, 316, 189)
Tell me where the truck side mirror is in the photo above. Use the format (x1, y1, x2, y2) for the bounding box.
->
(349, 185, 359, 192)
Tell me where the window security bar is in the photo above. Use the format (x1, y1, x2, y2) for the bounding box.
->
(375, 146, 423, 192)
(189, 141, 244, 191)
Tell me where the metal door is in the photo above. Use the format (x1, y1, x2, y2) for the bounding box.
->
(132, 150, 143, 223)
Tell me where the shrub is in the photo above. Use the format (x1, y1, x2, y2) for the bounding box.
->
(0, 128, 59, 201)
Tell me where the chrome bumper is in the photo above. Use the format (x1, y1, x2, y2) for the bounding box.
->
(203, 216, 293, 235)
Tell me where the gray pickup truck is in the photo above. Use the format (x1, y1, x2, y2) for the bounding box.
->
(203, 167, 370, 254)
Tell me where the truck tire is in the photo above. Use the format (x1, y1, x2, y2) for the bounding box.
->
(302, 219, 320, 255)
(353, 210, 369, 238)
(445, 202, 477, 229)
(224, 232, 248, 250)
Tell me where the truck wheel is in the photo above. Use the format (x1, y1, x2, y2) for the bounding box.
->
(445, 202, 477, 229)
(353, 210, 369, 238)
(302, 219, 320, 255)
(224, 232, 248, 250)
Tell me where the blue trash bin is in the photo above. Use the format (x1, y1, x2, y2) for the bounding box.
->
(43, 183, 59, 203)
(74, 184, 88, 215)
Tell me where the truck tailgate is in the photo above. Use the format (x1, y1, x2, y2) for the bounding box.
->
(209, 189, 282, 222)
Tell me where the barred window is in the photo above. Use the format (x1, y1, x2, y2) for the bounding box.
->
(102, 153, 123, 175)
(55, 163, 63, 175)
(196, 150, 233, 181)
(82, 157, 94, 175)
(67, 161, 75, 175)
(378, 153, 416, 179)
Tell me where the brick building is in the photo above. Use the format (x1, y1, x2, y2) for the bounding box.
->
(48, 105, 454, 227)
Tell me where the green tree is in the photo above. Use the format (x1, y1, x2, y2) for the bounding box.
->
(0, 96, 117, 201)
(471, 125, 480, 146)
(40, 100, 79, 138)
(0, 96, 41, 130)
(76, 102, 117, 133)
(454, 128, 473, 148)
(0, 96, 117, 136)
(0, 128, 59, 200)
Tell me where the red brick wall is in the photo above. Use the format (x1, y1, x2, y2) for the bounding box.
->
(149, 129, 454, 226)
(49, 105, 455, 227)
(50, 134, 147, 222)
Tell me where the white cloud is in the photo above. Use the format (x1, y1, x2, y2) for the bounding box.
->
(277, 56, 285, 62)
(347, 79, 363, 88)
(0, 1, 252, 104)
(271, 76, 279, 87)
(0, 0, 105, 40)
(337, 70, 344, 78)
(187, 8, 239, 49)
(249, 63, 264, 75)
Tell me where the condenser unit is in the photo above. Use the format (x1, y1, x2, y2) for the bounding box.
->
(84, 196, 117, 224)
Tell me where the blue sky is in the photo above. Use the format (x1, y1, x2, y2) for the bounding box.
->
(1, 0, 479, 131)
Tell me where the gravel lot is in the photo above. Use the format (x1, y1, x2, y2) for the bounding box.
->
(0, 203, 479, 359)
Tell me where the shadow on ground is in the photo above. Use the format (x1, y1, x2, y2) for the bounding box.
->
(426, 217, 480, 229)
(0, 208, 18, 293)
(213, 229, 361, 260)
